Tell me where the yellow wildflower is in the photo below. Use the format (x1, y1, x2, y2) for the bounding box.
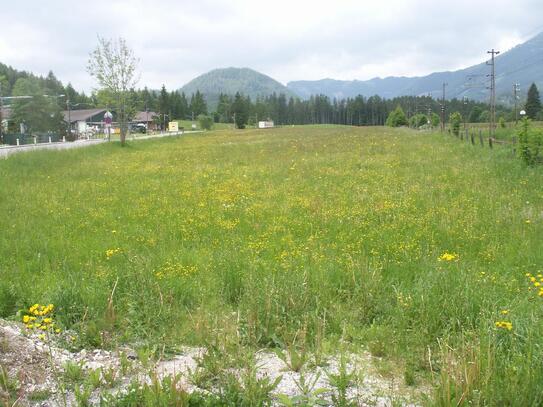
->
(495, 321, 513, 331)
(438, 252, 458, 262)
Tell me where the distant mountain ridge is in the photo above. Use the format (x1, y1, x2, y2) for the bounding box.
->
(287, 31, 543, 103)
(180, 67, 297, 109)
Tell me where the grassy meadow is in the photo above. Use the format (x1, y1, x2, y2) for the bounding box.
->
(0, 125, 542, 404)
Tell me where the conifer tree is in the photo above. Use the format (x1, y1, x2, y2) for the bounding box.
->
(525, 83, 541, 120)
(232, 92, 249, 129)
(159, 85, 169, 116)
(190, 91, 207, 116)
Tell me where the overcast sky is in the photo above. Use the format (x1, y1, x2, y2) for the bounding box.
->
(2, 0, 543, 93)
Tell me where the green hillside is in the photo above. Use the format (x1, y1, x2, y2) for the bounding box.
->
(180, 67, 298, 109)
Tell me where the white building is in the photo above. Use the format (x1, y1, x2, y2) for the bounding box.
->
(258, 121, 274, 129)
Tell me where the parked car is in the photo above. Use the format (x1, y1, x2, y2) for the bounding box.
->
(130, 123, 147, 134)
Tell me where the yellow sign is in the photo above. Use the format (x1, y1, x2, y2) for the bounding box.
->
(168, 121, 179, 132)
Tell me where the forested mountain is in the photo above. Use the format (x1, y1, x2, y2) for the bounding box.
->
(288, 31, 543, 104)
(0, 62, 92, 105)
(180, 67, 297, 109)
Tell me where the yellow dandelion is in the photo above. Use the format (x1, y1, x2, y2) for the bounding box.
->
(438, 252, 458, 262)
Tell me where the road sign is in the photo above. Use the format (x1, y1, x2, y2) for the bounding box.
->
(104, 111, 113, 127)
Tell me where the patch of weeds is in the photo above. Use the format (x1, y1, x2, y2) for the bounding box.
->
(190, 347, 224, 390)
(74, 384, 93, 407)
(274, 345, 306, 373)
(375, 358, 395, 378)
(119, 352, 134, 376)
(136, 346, 155, 370)
(326, 353, 357, 406)
(365, 325, 393, 358)
(0, 337, 9, 354)
(85, 368, 102, 390)
(404, 364, 416, 386)
(277, 370, 328, 406)
(27, 388, 51, 402)
(190, 342, 245, 391)
(219, 361, 282, 406)
(311, 317, 329, 368)
(102, 366, 119, 388)
(0, 365, 20, 406)
(62, 360, 85, 388)
(105, 375, 217, 406)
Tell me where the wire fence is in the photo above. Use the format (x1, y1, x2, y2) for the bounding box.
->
(445, 126, 518, 154)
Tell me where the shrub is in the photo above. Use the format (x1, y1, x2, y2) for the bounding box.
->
(198, 115, 214, 131)
(449, 112, 462, 136)
(518, 118, 543, 165)
(385, 106, 408, 127)
(409, 113, 428, 129)
(430, 112, 440, 127)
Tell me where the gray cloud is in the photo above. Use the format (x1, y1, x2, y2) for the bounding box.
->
(2, 0, 542, 92)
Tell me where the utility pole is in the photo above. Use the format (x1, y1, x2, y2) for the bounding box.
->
(463, 96, 468, 130)
(441, 83, 448, 132)
(64, 97, 72, 138)
(513, 83, 520, 124)
(486, 49, 500, 139)
(145, 101, 149, 131)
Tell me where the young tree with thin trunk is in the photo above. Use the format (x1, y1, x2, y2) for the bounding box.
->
(87, 37, 139, 146)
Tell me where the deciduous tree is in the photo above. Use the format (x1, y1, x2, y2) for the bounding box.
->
(87, 36, 139, 146)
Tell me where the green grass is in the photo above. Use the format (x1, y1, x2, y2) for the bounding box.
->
(0, 126, 542, 405)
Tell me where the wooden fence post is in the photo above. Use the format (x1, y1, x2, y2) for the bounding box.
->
(479, 130, 483, 147)
(489, 136, 493, 149)
(471, 132, 475, 145)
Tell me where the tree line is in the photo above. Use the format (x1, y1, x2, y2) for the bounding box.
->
(212, 92, 510, 128)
